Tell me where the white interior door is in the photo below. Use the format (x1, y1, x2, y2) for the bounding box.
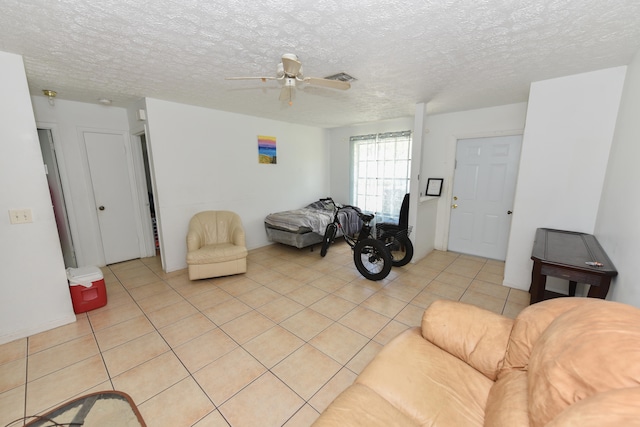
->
(448, 135, 522, 260)
(84, 131, 141, 264)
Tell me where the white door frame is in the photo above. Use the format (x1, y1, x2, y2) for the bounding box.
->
(36, 122, 81, 264)
(77, 126, 146, 265)
(130, 131, 157, 258)
(436, 128, 524, 253)
(129, 112, 165, 270)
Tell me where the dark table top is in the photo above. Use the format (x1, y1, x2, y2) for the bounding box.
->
(531, 228, 617, 276)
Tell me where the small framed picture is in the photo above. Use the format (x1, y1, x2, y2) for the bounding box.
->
(426, 178, 444, 196)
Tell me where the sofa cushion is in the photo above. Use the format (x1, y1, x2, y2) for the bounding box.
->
(355, 327, 493, 426)
(527, 299, 640, 427)
(421, 300, 513, 381)
(186, 243, 248, 265)
(311, 383, 418, 427)
(546, 387, 640, 427)
(484, 370, 529, 427)
(500, 298, 588, 378)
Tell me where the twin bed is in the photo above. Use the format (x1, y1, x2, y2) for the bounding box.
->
(264, 199, 362, 249)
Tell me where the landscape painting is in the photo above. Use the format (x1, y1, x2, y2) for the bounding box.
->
(258, 135, 277, 164)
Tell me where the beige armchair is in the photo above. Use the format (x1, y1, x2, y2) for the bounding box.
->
(186, 211, 248, 280)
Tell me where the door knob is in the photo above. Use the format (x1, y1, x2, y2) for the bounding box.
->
(452, 204, 458, 209)
(507, 210, 513, 215)
(98, 206, 105, 211)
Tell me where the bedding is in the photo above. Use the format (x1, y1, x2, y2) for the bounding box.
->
(264, 199, 334, 235)
(264, 199, 363, 248)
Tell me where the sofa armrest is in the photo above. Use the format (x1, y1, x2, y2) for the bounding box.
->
(421, 300, 513, 380)
(186, 230, 202, 252)
(231, 224, 246, 247)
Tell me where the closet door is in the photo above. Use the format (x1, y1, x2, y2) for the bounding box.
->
(84, 130, 141, 264)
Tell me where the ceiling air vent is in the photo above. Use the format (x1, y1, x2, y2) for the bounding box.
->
(324, 72, 357, 82)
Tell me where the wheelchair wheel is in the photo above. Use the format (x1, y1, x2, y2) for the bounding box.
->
(381, 231, 414, 267)
(353, 238, 392, 281)
(320, 223, 337, 257)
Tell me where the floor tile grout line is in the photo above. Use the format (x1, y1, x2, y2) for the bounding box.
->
(84, 307, 117, 396)
(22, 316, 109, 417)
(6, 248, 516, 426)
(105, 260, 353, 419)
(137, 256, 399, 420)
(104, 263, 223, 413)
(107, 264, 251, 425)
(462, 256, 511, 315)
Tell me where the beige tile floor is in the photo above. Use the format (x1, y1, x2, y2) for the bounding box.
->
(0, 241, 530, 427)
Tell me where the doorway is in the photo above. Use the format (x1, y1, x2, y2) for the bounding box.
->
(447, 135, 522, 260)
(37, 128, 77, 268)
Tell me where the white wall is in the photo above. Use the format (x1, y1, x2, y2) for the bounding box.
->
(595, 52, 640, 307)
(0, 51, 75, 344)
(411, 103, 431, 260)
(144, 98, 329, 272)
(421, 103, 529, 253)
(504, 67, 627, 291)
(31, 97, 131, 267)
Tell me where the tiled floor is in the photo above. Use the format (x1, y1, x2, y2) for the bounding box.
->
(0, 242, 530, 426)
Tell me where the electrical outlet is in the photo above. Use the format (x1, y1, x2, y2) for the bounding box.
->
(9, 209, 33, 224)
(23, 209, 33, 223)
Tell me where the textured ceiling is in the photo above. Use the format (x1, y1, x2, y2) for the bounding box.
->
(1, 0, 640, 128)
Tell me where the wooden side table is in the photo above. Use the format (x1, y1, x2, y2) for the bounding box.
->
(529, 228, 618, 304)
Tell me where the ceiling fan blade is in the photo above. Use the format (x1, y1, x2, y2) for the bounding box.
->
(303, 77, 350, 90)
(282, 56, 302, 76)
(225, 76, 278, 81)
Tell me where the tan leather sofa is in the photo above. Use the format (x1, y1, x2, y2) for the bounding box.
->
(186, 211, 248, 280)
(313, 298, 640, 426)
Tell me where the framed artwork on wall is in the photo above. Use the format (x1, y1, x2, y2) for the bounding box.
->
(258, 135, 277, 164)
(426, 178, 444, 196)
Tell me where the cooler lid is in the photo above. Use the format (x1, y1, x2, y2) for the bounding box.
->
(67, 266, 104, 284)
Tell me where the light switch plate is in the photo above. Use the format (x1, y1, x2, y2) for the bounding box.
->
(9, 209, 33, 224)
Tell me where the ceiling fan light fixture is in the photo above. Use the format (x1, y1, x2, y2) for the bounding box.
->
(280, 80, 295, 106)
(43, 89, 57, 105)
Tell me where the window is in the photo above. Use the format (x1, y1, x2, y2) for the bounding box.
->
(351, 130, 412, 223)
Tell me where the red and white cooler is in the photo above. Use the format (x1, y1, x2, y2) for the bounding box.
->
(67, 266, 107, 314)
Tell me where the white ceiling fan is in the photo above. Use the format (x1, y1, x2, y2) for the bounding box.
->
(226, 54, 351, 105)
